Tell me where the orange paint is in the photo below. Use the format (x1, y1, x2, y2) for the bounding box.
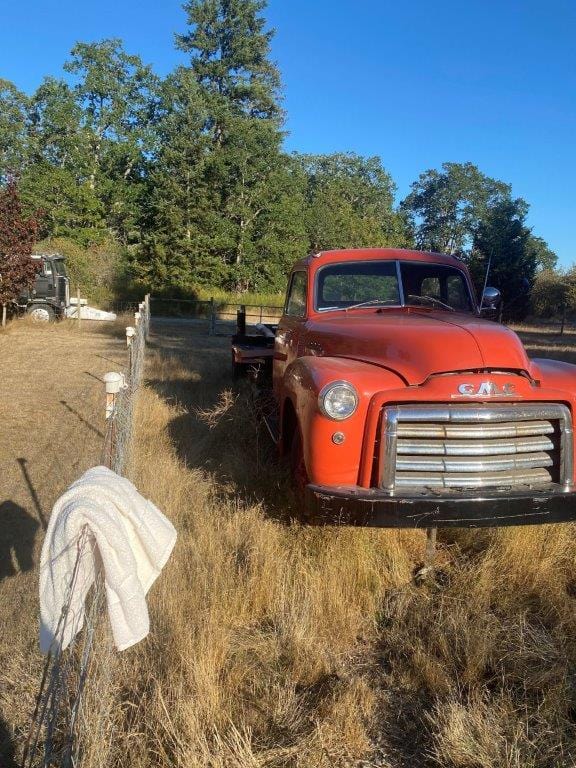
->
(273, 248, 576, 492)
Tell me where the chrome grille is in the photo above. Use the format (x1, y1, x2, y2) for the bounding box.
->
(379, 404, 573, 494)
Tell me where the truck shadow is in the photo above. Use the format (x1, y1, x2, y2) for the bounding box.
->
(0, 500, 40, 582)
(146, 321, 296, 522)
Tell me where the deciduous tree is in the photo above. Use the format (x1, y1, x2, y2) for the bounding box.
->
(401, 162, 511, 254)
(0, 79, 29, 180)
(300, 153, 409, 252)
(0, 181, 41, 324)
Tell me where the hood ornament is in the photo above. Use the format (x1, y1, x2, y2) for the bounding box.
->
(455, 381, 516, 398)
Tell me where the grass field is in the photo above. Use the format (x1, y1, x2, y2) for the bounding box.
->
(2, 319, 576, 767)
(0, 317, 128, 766)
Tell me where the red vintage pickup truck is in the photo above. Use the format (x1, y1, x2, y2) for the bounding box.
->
(233, 248, 576, 529)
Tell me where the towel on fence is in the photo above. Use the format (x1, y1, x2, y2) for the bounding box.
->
(39, 465, 177, 653)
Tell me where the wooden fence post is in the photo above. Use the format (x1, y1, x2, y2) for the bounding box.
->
(77, 287, 81, 330)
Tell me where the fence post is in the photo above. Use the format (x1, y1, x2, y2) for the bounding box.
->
(237, 305, 246, 336)
(103, 372, 125, 469)
(560, 303, 567, 336)
(103, 372, 124, 420)
(77, 286, 81, 330)
(144, 294, 150, 339)
(209, 297, 216, 335)
(126, 326, 135, 383)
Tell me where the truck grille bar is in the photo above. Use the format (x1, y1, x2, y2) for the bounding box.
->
(379, 404, 573, 494)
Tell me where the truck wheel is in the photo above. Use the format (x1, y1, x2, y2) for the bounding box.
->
(27, 304, 54, 322)
(290, 428, 309, 510)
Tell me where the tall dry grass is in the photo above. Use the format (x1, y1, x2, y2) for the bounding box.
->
(70, 322, 576, 768)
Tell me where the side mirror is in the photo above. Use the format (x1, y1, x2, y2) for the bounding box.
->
(481, 287, 502, 309)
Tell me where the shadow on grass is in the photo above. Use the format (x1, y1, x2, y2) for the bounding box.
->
(0, 500, 39, 582)
(0, 713, 16, 768)
(146, 320, 297, 523)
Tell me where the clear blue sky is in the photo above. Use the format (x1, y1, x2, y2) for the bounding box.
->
(1, 0, 574, 265)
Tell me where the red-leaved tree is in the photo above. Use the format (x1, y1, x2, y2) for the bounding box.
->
(0, 180, 41, 321)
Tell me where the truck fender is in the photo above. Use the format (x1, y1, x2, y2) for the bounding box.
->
(280, 356, 405, 487)
(530, 358, 576, 392)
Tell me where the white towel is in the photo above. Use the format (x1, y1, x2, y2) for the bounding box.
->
(39, 466, 177, 653)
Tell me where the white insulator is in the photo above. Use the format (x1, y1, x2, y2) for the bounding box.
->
(103, 371, 125, 394)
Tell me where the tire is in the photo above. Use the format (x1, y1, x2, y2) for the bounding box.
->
(290, 427, 310, 514)
(27, 304, 54, 322)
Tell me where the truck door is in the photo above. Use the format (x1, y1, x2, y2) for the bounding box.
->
(273, 270, 308, 394)
(34, 258, 57, 301)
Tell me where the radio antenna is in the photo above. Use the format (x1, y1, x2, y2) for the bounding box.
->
(479, 251, 493, 310)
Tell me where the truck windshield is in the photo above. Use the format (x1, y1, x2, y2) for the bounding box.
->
(315, 260, 474, 313)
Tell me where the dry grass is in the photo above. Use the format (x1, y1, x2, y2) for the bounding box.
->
(0, 317, 129, 765)
(4, 319, 576, 767)
(71, 321, 576, 768)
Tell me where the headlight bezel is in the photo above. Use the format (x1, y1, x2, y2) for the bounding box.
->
(318, 380, 359, 421)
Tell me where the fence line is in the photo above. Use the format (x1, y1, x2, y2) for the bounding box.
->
(23, 295, 151, 768)
(148, 295, 283, 335)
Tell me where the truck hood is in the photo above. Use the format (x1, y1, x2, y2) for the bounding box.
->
(306, 310, 531, 385)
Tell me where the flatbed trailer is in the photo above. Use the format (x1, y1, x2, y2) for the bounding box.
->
(231, 308, 276, 380)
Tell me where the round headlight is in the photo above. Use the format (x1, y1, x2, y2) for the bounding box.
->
(318, 381, 358, 420)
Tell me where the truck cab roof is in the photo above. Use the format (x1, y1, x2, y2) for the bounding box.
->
(30, 253, 65, 261)
(292, 247, 464, 270)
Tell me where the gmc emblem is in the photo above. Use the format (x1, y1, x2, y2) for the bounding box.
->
(456, 381, 516, 397)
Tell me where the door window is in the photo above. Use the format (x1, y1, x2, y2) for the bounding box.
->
(285, 272, 308, 317)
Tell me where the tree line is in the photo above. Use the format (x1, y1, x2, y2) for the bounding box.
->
(0, 0, 566, 317)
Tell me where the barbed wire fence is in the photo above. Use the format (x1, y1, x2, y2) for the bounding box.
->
(22, 296, 151, 768)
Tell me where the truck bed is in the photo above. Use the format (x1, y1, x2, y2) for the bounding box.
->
(231, 325, 276, 380)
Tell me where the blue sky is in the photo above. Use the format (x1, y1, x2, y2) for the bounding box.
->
(1, 0, 574, 265)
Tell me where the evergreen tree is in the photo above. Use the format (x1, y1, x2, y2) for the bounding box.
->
(164, 0, 299, 290)
(136, 68, 210, 289)
(176, 0, 280, 118)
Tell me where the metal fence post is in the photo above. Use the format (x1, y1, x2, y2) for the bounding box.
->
(209, 297, 216, 335)
(237, 305, 246, 336)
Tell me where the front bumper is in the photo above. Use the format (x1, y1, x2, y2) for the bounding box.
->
(305, 484, 576, 528)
